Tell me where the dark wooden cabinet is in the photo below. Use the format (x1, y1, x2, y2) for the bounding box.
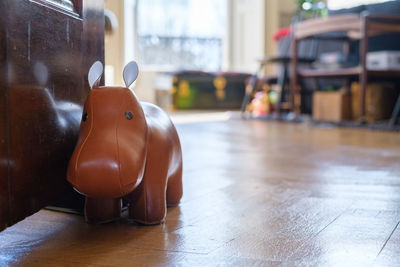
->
(0, 0, 104, 231)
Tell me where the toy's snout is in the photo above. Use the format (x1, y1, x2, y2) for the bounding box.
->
(68, 133, 135, 198)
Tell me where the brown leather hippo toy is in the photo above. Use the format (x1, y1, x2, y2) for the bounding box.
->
(67, 61, 182, 225)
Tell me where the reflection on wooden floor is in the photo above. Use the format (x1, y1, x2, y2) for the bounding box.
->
(1, 119, 400, 266)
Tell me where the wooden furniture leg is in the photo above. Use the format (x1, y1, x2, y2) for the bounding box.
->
(290, 39, 299, 115)
(240, 64, 264, 116)
(275, 63, 289, 119)
(389, 95, 400, 126)
(359, 16, 369, 123)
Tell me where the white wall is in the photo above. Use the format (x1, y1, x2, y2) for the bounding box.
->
(228, 0, 266, 73)
(226, 0, 296, 74)
(104, 0, 125, 86)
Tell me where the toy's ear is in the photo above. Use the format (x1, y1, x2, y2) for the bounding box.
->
(123, 61, 139, 88)
(88, 61, 103, 89)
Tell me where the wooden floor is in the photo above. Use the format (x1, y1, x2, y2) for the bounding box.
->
(1, 118, 400, 266)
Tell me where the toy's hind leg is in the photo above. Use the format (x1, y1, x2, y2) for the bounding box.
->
(167, 163, 183, 207)
(84, 197, 121, 224)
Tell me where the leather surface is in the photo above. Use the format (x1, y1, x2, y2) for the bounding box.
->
(67, 86, 182, 224)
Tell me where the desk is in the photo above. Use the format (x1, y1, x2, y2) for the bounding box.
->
(290, 14, 400, 121)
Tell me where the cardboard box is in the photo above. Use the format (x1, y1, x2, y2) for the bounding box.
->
(351, 82, 398, 122)
(312, 91, 352, 122)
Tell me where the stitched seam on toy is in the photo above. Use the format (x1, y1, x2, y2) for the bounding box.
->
(139, 107, 149, 185)
(115, 91, 124, 195)
(144, 125, 151, 222)
(74, 95, 94, 183)
(116, 119, 122, 194)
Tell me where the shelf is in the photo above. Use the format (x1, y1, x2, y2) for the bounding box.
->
(293, 14, 362, 40)
(259, 56, 314, 64)
(298, 67, 400, 78)
(298, 66, 361, 77)
(293, 15, 400, 41)
(368, 70, 400, 77)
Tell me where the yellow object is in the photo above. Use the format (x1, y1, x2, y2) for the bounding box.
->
(170, 86, 177, 94)
(213, 77, 227, 100)
(178, 80, 190, 98)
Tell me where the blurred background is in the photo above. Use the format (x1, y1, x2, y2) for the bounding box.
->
(104, 0, 400, 126)
(105, 0, 299, 102)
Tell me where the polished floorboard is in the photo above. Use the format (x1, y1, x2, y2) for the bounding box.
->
(1, 118, 400, 266)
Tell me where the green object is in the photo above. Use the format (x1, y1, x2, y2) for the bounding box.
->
(269, 91, 278, 104)
(295, 0, 327, 19)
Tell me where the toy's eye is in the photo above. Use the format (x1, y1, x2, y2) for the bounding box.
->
(125, 111, 133, 120)
(82, 112, 88, 122)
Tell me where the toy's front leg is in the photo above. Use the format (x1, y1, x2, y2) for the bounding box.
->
(84, 197, 122, 224)
(128, 164, 168, 225)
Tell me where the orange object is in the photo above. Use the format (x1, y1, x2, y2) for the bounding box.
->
(67, 61, 183, 224)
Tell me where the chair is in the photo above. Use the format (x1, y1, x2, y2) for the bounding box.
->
(241, 28, 316, 118)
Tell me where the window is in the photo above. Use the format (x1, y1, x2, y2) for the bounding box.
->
(327, 0, 394, 10)
(136, 0, 227, 71)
